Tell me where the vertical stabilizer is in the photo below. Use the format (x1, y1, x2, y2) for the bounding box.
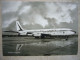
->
(16, 21, 24, 31)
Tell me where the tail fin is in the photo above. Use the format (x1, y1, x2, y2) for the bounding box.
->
(16, 21, 24, 31)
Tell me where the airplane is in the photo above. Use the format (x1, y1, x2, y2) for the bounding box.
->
(15, 21, 76, 40)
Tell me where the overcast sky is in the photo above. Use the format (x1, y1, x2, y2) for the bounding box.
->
(1, 1, 78, 32)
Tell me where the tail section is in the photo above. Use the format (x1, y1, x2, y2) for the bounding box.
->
(16, 21, 24, 31)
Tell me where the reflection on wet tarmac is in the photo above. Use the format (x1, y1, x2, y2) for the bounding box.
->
(3, 35, 78, 56)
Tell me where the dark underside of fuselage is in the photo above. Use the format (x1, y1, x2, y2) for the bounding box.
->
(2, 34, 78, 38)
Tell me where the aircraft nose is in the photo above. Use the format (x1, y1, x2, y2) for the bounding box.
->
(72, 31, 76, 34)
(73, 31, 76, 33)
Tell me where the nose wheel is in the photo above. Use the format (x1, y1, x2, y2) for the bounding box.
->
(65, 36, 68, 40)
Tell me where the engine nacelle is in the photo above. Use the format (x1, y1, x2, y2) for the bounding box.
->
(26, 32, 33, 36)
(33, 33, 41, 37)
(18, 32, 26, 35)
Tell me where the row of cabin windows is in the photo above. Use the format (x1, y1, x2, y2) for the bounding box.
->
(32, 30, 66, 32)
(29, 31, 66, 34)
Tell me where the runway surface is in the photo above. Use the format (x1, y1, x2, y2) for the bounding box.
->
(2, 35, 78, 56)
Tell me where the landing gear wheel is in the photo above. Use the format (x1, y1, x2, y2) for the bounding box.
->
(35, 37, 39, 38)
(41, 34, 45, 39)
(65, 36, 68, 41)
(18, 33, 20, 37)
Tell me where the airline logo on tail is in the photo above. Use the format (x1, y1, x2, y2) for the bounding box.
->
(16, 21, 24, 31)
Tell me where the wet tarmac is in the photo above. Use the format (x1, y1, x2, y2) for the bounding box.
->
(2, 35, 78, 56)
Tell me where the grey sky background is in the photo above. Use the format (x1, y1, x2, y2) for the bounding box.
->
(1, 1, 78, 33)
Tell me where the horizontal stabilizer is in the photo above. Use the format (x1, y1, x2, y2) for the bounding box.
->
(3, 31, 18, 33)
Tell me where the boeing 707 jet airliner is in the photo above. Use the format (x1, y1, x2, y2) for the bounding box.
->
(14, 21, 76, 39)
